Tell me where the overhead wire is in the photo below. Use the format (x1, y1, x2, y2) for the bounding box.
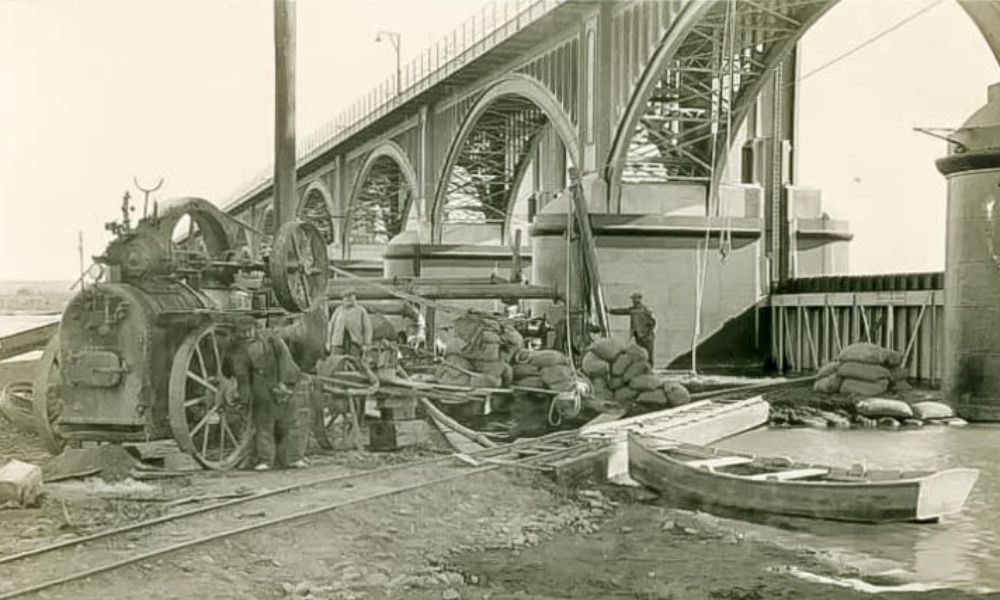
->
(792, 0, 946, 86)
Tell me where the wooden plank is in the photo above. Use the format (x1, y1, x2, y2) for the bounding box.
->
(744, 468, 828, 481)
(687, 456, 753, 470)
(0, 321, 58, 361)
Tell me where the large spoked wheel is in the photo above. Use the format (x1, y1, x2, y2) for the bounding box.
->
(168, 323, 252, 470)
(312, 356, 370, 451)
(33, 336, 67, 455)
(270, 219, 329, 312)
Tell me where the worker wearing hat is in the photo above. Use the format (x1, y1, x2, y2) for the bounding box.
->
(228, 315, 305, 470)
(326, 287, 372, 359)
(609, 291, 658, 365)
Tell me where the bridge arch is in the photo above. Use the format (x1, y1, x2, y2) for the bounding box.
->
(299, 179, 337, 246)
(432, 73, 580, 243)
(605, 0, 836, 203)
(345, 140, 420, 258)
(605, 0, 1000, 207)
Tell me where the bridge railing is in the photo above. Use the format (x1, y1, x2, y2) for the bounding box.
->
(226, 0, 568, 209)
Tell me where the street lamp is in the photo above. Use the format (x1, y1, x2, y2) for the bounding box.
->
(375, 30, 402, 96)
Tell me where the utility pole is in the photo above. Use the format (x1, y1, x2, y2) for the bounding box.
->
(274, 0, 297, 226)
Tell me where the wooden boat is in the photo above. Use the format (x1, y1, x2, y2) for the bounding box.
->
(581, 396, 771, 482)
(628, 432, 979, 523)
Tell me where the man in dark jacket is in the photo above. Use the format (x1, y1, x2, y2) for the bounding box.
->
(229, 316, 303, 470)
(609, 291, 657, 365)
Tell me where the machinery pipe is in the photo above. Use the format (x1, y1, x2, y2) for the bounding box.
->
(325, 281, 559, 301)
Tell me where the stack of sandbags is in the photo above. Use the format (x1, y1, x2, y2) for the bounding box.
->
(434, 311, 516, 388)
(812, 342, 906, 397)
(511, 349, 576, 392)
(580, 338, 690, 409)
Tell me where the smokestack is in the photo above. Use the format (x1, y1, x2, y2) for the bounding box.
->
(273, 0, 296, 226)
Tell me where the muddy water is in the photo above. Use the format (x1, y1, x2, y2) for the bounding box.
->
(714, 426, 1000, 591)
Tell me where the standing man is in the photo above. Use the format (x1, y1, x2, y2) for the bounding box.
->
(609, 291, 657, 365)
(327, 288, 373, 359)
(228, 316, 305, 471)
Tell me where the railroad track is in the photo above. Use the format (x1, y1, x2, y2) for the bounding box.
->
(0, 431, 600, 600)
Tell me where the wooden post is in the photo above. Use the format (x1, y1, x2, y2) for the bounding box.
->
(568, 168, 608, 335)
(821, 301, 830, 366)
(930, 294, 938, 385)
(777, 307, 785, 373)
(274, 0, 297, 225)
(796, 305, 803, 372)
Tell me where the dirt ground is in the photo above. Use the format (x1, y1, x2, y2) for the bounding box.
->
(3, 415, 996, 600)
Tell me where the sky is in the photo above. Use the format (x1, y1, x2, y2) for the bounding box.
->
(0, 0, 997, 281)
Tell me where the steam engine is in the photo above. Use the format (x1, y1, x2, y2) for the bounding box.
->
(39, 196, 328, 469)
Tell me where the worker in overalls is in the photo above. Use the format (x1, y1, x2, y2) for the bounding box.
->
(229, 316, 305, 471)
(326, 288, 372, 359)
(276, 301, 328, 466)
(609, 291, 657, 365)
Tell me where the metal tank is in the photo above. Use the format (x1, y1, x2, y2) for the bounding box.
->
(936, 81, 1000, 420)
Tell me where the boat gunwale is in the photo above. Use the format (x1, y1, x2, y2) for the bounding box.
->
(628, 432, 977, 489)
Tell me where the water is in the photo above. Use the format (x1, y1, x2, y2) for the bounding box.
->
(0, 314, 60, 363)
(718, 426, 1000, 590)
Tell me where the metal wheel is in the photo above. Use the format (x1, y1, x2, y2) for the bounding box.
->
(312, 356, 366, 450)
(270, 219, 329, 312)
(33, 336, 66, 455)
(168, 323, 252, 469)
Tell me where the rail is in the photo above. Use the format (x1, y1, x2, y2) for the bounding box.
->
(224, 0, 568, 207)
(0, 431, 591, 599)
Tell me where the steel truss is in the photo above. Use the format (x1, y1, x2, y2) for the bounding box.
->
(300, 189, 336, 245)
(350, 156, 412, 246)
(624, 0, 825, 186)
(443, 96, 548, 228)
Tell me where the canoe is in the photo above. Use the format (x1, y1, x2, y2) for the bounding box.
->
(628, 432, 979, 523)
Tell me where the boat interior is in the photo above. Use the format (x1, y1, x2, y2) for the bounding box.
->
(636, 434, 933, 483)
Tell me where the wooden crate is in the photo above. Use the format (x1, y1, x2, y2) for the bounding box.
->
(369, 419, 433, 452)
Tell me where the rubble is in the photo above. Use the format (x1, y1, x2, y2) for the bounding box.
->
(0, 459, 43, 507)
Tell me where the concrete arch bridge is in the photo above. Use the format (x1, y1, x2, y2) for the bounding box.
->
(222, 0, 1000, 369)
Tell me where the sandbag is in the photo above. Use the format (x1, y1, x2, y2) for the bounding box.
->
(812, 374, 842, 394)
(585, 387, 617, 413)
(469, 373, 502, 388)
(838, 343, 903, 367)
(837, 361, 892, 383)
(530, 349, 570, 369)
(369, 313, 399, 341)
(587, 338, 627, 363)
(662, 382, 691, 407)
(840, 378, 889, 397)
(613, 387, 639, 404)
(817, 361, 840, 379)
(581, 353, 611, 379)
(592, 378, 609, 394)
(473, 360, 513, 387)
(540, 365, 576, 388)
(437, 368, 470, 386)
(611, 353, 633, 377)
(622, 360, 651, 382)
(608, 377, 625, 390)
(547, 378, 576, 392)
(892, 380, 912, 392)
(856, 398, 914, 419)
(635, 389, 668, 406)
(628, 374, 661, 392)
(890, 366, 909, 381)
(911, 401, 954, 421)
(500, 324, 524, 351)
(464, 341, 501, 362)
(624, 342, 649, 363)
(516, 376, 545, 389)
(512, 362, 540, 379)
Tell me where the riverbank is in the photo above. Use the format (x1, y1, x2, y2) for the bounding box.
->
(3, 409, 994, 599)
